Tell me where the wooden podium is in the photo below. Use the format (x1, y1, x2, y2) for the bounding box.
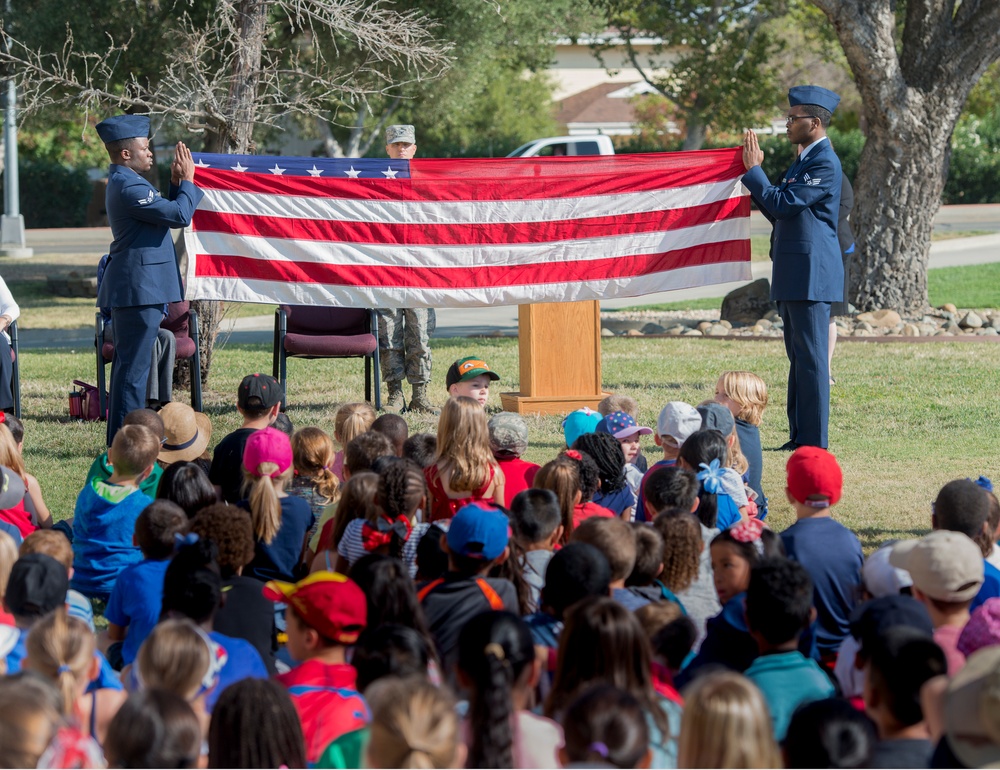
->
(500, 300, 607, 415)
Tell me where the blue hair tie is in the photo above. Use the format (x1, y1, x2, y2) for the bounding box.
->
(697, 458, 726, 495)
(56, 664, 71, 675)
(174, 532, 199, 549)
(973, 475, 994, 493)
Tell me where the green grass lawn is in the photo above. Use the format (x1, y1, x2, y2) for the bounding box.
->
(19, 336, 1000, 554)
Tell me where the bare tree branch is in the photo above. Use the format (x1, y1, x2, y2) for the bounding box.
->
(0, 0, 456, 142)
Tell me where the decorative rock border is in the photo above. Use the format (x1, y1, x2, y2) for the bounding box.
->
(601, 304, 1000, 340)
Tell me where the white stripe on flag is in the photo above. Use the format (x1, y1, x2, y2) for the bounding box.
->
(186, 260, 752, 309)
(186, 217, 749, 270)
(195, 178, 746, 225)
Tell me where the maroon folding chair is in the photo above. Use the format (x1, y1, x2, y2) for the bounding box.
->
(96, 301, 203, 417)
(272, 305, 381, 410)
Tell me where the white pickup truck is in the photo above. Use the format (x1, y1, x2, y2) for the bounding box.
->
(506, 135, 615, 158)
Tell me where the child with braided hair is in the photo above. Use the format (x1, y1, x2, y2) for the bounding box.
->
(289, 427, 340, 528)
(533, 450, 612, 543)
(573, 431, 634, 520)
(457, 611, 563, 769)
(336, 459, 430, 577)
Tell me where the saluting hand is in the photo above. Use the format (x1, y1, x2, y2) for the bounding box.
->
(171, 142, 196, 184)
(743, 130, 764, 171)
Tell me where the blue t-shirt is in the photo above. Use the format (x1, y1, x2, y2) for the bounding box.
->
(71, 480, 153, 600)
(744, 650, 835, 740)
(715, 492, 742, 529)
(105, 558, 170, 665)
(0, 519, 23, 546)
(735, 419, 768, 519)
(240, 496, 315, 583)
(207, 630, 269, 711)
(593, 485, 635, 518)
(5, 627, 27, 673)
(972, 559, 1000, 611)
(781, 516, 864, 654)
(524, 612, 562, 649)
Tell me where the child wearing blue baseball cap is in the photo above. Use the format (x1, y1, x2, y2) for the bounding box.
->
(417, 502, 518, 683)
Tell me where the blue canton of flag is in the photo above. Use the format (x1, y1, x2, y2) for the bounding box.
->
(191, 153, 410, 179)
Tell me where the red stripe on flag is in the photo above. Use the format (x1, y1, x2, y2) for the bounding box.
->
(194, 149, 745, 202)
(191, 196, 749, 246)
(193, 240, 750, 289)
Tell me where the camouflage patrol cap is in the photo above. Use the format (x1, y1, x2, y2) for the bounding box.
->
(488, 412, 529, 457)
(385, 125, 416, 145)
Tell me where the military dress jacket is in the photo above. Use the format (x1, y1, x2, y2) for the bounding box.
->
(742, 140, 844, 303)
(97, 164, 204, 309)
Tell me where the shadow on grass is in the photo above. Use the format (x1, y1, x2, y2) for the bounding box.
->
(853, 526, 932, 551)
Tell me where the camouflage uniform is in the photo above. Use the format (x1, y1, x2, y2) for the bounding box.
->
(377, 307, 435, 385)
(381, 124, 438, 414)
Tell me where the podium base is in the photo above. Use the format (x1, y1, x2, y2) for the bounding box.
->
(499, 391, 609, 416)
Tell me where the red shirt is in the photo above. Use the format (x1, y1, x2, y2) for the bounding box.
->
(424, 464, 496, 523)
(497, 456, 540, 507)
(572, 501, 615, 530)
(277, 660, 369, 764)
(0, 499, 35, 538)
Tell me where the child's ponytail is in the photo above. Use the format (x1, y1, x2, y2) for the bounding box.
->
(291, 427, 340, 503)
(25, 607, 94, 716)
(246, 464, 284, 545)
(375, 460, 427, 560)
(457, 612, 535, 770)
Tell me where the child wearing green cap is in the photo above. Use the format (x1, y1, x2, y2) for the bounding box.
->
(446, 357, 500, 408)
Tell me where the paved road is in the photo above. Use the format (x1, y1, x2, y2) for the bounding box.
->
(14, 204, 1000, 346)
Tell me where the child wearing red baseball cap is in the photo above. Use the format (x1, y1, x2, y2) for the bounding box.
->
(780, 447, 863, 665)
(266, 571, 369, 764)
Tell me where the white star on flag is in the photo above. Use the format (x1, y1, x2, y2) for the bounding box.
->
(382, 167, 398, 179)
(268, 164, 286, 175)
(307, 165, 324, 177)
(344, 166, 361, 179)
(231, 162, 248, 172)
(195, 159, 211, 168)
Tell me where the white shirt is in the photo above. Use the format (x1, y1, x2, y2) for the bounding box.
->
(0, 274, 19, 343)
(797, 135, 829, 164)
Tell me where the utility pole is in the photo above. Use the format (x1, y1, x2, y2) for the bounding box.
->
(1, 0, 32, 258)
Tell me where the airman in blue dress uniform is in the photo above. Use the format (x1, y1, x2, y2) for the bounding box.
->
(95, 115, 204, 445)
(741, 86, 844, 450)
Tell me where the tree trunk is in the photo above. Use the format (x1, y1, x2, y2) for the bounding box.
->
(811, 0, 1000, 313)
(850, 102, 954, 314)
(682, 115, 707, 151)
(180, 0, 271, 391)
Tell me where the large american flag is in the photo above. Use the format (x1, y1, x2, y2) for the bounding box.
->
(183, 149, 751, 308)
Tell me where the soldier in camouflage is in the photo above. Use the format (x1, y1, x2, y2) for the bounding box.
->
(379, 124, 438, 414)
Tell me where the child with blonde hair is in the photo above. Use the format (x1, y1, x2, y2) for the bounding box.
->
(365, 676, 464, 769)
(715, 371, 769, 518)
(425, 397, 503, 522)
(677, 671, 781, 769)
(135, 618, 226, 744)
(289, 427, 340, 540)
(331, 402, 377, 481)
(25, 607, 128, 746)
(0, 421, 51, 534)
(239, 427, 314, 583)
